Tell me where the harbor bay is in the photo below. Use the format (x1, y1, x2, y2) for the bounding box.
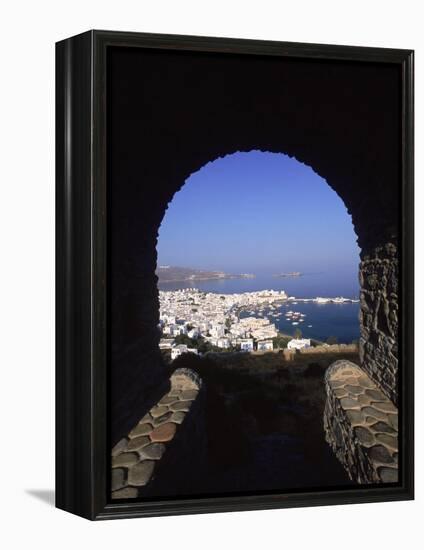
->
(158, 270, 360, 345)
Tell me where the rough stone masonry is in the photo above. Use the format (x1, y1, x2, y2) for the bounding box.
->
(111, 368, 206, 499)
(324, 360, 398, 484)
(359, 242, 398, 406)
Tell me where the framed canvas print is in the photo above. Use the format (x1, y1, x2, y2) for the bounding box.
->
(56, 30, 414, 520)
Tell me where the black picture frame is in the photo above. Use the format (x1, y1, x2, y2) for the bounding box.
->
(56, 30, 414, 520)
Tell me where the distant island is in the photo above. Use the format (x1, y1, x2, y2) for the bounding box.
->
(274, 272, 303, 278)
(157, 265, 256, 283)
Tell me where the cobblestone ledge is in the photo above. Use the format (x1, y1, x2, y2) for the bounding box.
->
(324, 360, 398, 484)
(111, 368, 205, 499)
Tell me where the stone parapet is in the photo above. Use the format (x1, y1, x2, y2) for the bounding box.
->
(299, 343, 359, 354)
(111, 368, 206, 499)
(324, 360, 398, 484)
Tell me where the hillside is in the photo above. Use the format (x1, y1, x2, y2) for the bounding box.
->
(157, 265, 254, 283)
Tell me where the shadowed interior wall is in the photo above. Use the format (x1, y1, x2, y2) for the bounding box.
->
(108, 46, 401, 443)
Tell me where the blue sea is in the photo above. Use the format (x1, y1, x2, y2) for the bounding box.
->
(158, 271, 360, 344)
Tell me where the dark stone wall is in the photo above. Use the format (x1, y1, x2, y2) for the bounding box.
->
(109, 222, 168, 442)
(359, 243, 399, 404)
(107, 46, 401, 443)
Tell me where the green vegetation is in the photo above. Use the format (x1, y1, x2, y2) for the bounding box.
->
(293, 328, 302, 339)
(272, 334, 292, 349)
(326, 335, 338, 345)
(172, 333, 235, 354)
(174, 334, 199, 348)
(310, 338, 323, 347)
(197, 340, 228, 354)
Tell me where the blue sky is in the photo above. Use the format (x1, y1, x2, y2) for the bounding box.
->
(157, 151, 360, 274)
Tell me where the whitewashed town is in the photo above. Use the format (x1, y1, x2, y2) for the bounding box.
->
(159, 288, 358, 361)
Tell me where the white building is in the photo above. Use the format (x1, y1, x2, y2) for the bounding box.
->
(170, 324, 187, 337)
(257, 339, 274, 351)
(159, 338, 175, 350)
(216, 337, 231, 349)
(251, 326, 278, 340)
(187, 328, 200, 339)
(210, 324, 225, 338)
(171, 344, 199, 361)
(287, 338, 311, 350)
(240, 339, 254, 352)
(199, 321, 210, 333)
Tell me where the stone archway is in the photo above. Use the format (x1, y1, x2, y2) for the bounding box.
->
(155, 146, 399, 401)
(108, 47, 400, 444)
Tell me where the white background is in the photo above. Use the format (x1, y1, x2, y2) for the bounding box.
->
(0, 1, 421, 548)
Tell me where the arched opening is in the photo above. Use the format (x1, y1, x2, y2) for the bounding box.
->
(158, 151, 361, 339)
(153, 151, 361, 493)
